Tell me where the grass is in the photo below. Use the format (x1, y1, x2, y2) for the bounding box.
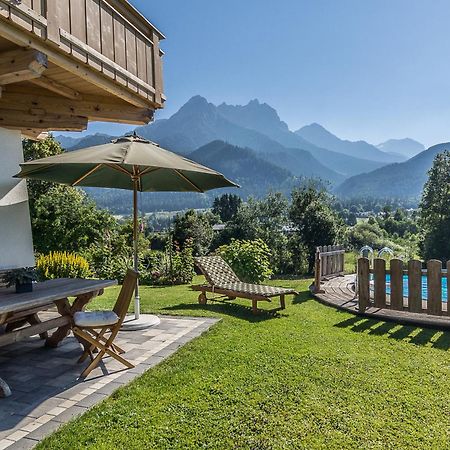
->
(38, 276, 449, 449)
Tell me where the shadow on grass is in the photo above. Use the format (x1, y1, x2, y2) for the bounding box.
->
(292, 291, 312, 305)
(162, 300, 287, 323)
(335, 315, 450, 350)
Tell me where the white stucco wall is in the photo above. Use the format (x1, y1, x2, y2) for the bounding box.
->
(0, 128, 35, 270)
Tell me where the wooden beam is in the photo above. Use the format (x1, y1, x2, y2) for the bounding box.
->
(0, 48, 47, 85)
(0, 18, 156, 108)
(21, 130, 49, 140)
(0, 90, 153, 124)
(0, 109, 88, 131)
(0, 316, 69, 347)
(29, 75, 81, 100)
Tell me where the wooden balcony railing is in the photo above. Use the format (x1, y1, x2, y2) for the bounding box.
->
(0, 0, 164, 108)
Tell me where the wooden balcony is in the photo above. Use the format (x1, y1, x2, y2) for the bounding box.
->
(0, 0, 165, 138)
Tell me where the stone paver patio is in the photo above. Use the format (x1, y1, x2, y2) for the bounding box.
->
(0, 315, 219, 449)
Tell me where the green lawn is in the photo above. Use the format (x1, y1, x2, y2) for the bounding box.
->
(38, 276, 449, 450)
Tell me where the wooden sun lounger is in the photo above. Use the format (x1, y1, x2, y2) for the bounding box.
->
(192, 256, 298, 314)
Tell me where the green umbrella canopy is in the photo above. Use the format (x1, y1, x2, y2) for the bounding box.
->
(15, 134, 238, 192)
(15, 134, 238, 322)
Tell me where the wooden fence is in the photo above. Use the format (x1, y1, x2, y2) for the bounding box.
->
(358, 257, 449, 316)
(313, 245, 345, 293)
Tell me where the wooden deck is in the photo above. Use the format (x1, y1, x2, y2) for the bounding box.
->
(313, 275, 450, 330)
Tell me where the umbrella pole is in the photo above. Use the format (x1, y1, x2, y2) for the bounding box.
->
(133, 179, 140, 320)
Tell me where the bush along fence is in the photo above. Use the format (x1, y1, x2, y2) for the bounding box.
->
(313, 245, 345, 293)
(358, 257, 449, 317)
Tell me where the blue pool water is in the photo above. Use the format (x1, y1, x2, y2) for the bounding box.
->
(373, 275, 448, 301)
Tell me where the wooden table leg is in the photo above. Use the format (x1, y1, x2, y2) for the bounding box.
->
(45, 298, 71, 348)
(0, 377, 11, 398)
(45, 289, 103, 348)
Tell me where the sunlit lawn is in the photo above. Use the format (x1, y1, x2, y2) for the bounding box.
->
(38, 276, 449, 449)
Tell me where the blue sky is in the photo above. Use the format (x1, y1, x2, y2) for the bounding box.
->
(71, 0, 450, 147)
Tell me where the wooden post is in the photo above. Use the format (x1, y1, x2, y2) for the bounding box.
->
(314, 247, 322, 293)
(373, 258, 386, 308)
(390, 259, 404, 311)
(330, 245, 336, 275)
(408, 260, 422, 313)
(320, 246, 324, 278)
(358, 257, 370, 312)
(427, 260, 442, 316)
(447, 260, 450, 316)
(327, 245, 332, 276)
(340, 245, 345, 273)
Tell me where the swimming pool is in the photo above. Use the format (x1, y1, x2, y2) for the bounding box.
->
(372, 274, 448, 302)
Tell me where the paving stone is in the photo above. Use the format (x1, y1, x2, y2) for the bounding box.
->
(153, 347, 178, 358)
(51, 405, 88, 424)
(113, 371, 139, 385)
(76, 393, 107, 408)
(21, 397, 63, 419)
(0, 439, 15, 449)
(0, 417, 33, 441)
(94, 381, 122, 396)
(8, 437, 37, 450)
(25, 420, 61, 441)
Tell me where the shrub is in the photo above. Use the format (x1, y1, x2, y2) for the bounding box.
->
(172, 210, 215, 256)
(154, 238, 195, 285)
(36, 251, 90, 280)
(217, 239, 273, 283)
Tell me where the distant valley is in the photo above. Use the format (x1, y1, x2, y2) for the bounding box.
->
(54, 96, 434, 212)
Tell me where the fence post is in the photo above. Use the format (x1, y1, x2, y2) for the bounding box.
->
(390, 259, 404, 311)
(447, 261, 450, 317)
(427, 260, 442, 316)
(358, 257, 370, 312)
(373, 258, 386, 308)
(408, 260, 422, 313)
(319, 246, 326, 277)
(314, 247, 322, 293)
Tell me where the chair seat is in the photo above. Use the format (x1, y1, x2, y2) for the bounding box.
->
(73, 311, 119, 328)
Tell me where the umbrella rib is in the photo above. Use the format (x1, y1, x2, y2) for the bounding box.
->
(71, 164, 103, 186)
(174, 170, 204, 193)
(106, 164, 133, 176)
(15, 164, 50, 178)
(139, 167, 160, 177)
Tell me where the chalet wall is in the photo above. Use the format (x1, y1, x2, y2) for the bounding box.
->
(0, 128, 35, 270)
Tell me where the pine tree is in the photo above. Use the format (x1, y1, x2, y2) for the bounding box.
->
(419, 150, 450, 261)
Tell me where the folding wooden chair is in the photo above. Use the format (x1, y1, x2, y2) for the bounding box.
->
(72, 269, 138, 378)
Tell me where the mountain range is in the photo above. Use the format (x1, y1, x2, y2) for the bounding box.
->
(295, 123, 404, 163)
(54, 95, 435, 210)
(376, 138, 425, 158)
(336, 142, 450, 199)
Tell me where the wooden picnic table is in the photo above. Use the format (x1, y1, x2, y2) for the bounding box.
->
(0, 278, 116, 397)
